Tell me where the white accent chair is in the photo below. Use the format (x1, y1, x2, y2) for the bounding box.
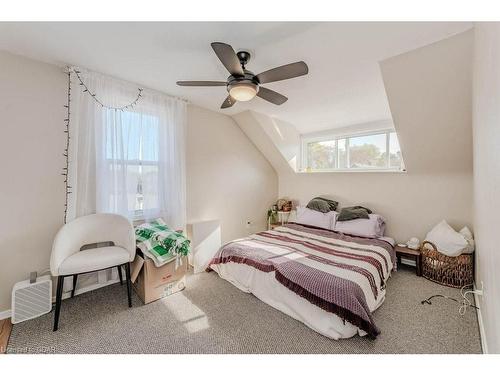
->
(50, 213, 136, 331)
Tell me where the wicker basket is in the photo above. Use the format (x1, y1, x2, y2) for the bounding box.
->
(420, 241, 474, 288)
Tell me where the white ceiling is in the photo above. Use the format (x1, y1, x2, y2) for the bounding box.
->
(0, 22, 472, 133)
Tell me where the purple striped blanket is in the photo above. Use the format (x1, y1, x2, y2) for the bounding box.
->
(209, 223, 396, 338)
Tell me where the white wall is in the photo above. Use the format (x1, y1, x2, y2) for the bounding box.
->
(280, 172, 471, 242)
(186, 105, 278, 243)
(280, 30, 474, 242)
(0, 51, 278, 312)
(472, 22, 500, 354)
(0, 50, 67, 313)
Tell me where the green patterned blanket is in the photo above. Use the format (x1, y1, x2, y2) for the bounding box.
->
(135, 218, 190, 267)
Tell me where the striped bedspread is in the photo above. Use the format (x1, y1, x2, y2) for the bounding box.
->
(209, 223, 396, 338)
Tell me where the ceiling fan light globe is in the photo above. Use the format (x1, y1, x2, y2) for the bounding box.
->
(228, 82, 258, 102)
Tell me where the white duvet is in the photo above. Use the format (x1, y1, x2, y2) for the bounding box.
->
(210, 261, 387, 339)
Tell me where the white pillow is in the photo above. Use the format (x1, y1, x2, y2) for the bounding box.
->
(425, 220, 469, 256)
(334, 214, 386, 239)
(459, 226, 475, 254)
(294, 206, 336, 230)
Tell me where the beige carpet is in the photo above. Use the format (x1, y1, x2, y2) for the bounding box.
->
(6, 266, 482, 354)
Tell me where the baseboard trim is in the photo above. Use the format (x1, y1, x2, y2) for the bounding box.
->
(0, 310, 11, 320)
(474, 292, 488, 354)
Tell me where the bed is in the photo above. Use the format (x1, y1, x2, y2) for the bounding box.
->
(209, 223, 396, 339)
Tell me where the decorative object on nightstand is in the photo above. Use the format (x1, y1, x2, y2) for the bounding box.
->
(406, 237, 420, 250)
(395, 244, 422, 276)
(276, 199, 292, 212)
(267, 207, 278, 230)
(267, 199, 294, 230)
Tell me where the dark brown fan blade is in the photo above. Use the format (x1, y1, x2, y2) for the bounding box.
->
(177, 81, 227, 86)
(256, 61, 308, 84)
(257, 87, 288, 105)
(211, 42, 245, 77)
(221, 96, 236, 109)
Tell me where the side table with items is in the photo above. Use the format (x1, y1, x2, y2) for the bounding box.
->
(267, 199, 294, 230)
(268, 212, 290, 230)
(395, 245, 422, 276)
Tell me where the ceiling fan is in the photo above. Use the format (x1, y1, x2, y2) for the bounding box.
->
(177, 42, 309, 109)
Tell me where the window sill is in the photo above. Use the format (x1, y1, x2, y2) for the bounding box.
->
(296, 168, 407, 174)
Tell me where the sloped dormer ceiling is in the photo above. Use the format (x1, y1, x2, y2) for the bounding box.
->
(233, 111, 300, 175)
(233, 30, 473, 177)
(380, 30, 473, 174)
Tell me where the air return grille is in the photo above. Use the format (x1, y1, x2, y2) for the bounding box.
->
(11, 275, 52, 324)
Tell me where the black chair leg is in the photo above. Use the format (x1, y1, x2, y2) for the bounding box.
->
(117, 265, 123, 285)
(71, 274, 78, 298)
(125, 263, 132, 308)
(53, 275, 64, 331)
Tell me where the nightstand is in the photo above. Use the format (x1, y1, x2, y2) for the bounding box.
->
(277, 211, 290, 224)
(395, 245, 422, 276)
(268, 210, 292, 230)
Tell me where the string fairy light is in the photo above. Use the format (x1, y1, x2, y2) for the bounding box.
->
(72, 69, 143, 111)
(62, 70, 71, 223)
(62, 68, 144, 223)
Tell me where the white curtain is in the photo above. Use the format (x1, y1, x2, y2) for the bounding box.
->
(67, 68, 186, 230)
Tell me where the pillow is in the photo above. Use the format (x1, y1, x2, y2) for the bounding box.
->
(334, 214, 386, 238)
(459, 226, 475, 254)
(425, 220, 469, 256)
(306, 197, 339, 213)
(337, 206, 373, 221)
(295, 206, 337, 230)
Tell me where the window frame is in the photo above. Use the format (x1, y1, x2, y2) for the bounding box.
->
(300, 129, 405, 173)
(103, 158, 161, 221)
(103, 109, 162, 220)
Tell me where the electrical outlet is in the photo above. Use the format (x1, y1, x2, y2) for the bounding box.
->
(478, 281, 484, 296)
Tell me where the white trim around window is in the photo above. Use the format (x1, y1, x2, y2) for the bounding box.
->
(300, 128, 406, 173)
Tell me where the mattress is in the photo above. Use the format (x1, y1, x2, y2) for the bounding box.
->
(209, 223, 395, 339)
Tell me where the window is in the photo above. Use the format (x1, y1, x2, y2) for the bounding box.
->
(104, 109, 160, 218)
(301, 130, 405, 172)
(307, 140, 336, 170)
(388, 132, 403, 169)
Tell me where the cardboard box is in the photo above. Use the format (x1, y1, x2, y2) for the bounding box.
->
(131, 254, 188, 304)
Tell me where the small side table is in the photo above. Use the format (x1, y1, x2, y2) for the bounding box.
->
(395, 245, 422, 276)
(277, 211, 291, 225)
(268, 211, 292, 230)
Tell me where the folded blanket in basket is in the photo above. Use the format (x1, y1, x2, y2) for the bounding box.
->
(135, 218, 190, 267)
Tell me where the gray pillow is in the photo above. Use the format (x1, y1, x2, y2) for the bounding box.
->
(306, 197, 338, 213)
(337, 206, 373, 221)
